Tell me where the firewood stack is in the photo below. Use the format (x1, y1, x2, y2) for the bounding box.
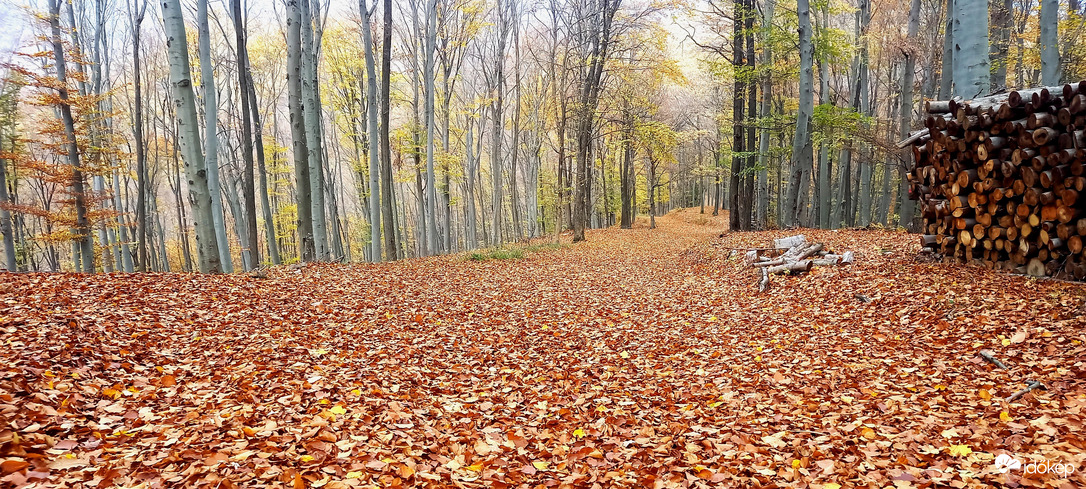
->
(900, 82, 1086, 279)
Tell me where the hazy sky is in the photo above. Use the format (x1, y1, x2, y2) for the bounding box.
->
(0, 0, 29, 65)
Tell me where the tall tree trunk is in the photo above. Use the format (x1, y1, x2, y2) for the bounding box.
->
(232, 0, 259, 268)
(785, 0, 815, 227)
(0, 125, 15, 271)
(856, 0, 873, 226)
(162, 0, 221, 273)
(490, 0, 510, 247)
(246, 61, 280, 264)
(380, 0, 397, 259)
(301, 0, 328, 260)
(1039, 0, 1060, 85)
(898, 0, 920, 230)
(129, 0, 148, 271)
(743, 0, 756, 230)
(728, 0, 744, 232)
(572, 0, 622, 242)
(197, 0, 232, 272)
(464, 114, 479, 249)
(423, 0, 441, 252)
(168, 120, 194, 272)
(286, 0, 314, 261)
(815, 4, 831, 229)
(409, 13, 428, 256)
(756, 0, 775, 228)
(951, 0, 990, 98)
(990, 0, 1011, 88)
(939, 0, 954, 99)
(619, 109, 634, 228)
(360, 0, 383, 261)
(648, 154, 656, 229)
(47, 0, 94, 272)
(509, 2, 523, 241)
(441, 81, 453, 251)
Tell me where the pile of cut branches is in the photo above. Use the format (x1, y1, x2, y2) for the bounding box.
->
(742, 235, 854, 291)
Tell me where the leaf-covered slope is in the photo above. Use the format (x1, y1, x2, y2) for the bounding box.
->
(1, 209, 1084, 488)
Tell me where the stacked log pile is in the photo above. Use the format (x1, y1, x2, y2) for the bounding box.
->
(901, 82, 1086, 279)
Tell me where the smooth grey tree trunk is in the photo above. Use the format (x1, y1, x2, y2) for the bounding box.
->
(360, 0, 382, 261)
(939, 0, 954, 99)
(990, 0, 1012, 88)
(162, 0, 221, 273)
(951, 0, 990, 98)
(0, 123, 15, 271)
(301, 0, 328, 260)
(756, 0, 775, 228)
(1039, 0, 1060, 85)
(785, 0, 815, 227)
(464, 115, 479, 249)
(423, 0, 441, 252)
(816, 4, 831, 229)
(856, 0, 873, 226)
(379, 0, 397, 259)
(197, 0, 231, 272)
(407, 4, 428, 255)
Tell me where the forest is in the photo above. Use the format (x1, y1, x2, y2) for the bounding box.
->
(1, 0, 1086, 487)
(0, 0, 1078, 272)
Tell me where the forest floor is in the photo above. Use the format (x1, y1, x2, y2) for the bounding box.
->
(1, 209, 1085, 488)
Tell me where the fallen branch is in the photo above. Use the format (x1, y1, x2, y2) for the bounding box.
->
(1006, 380, 1046, 403)
(759, 267, 769, 292)
(979, 349, 1009, 370)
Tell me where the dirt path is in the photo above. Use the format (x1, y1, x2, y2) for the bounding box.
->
(1, 209, 1084, 488)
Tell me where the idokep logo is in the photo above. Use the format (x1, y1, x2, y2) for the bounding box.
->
(994, 454, 1021, 473)
(994, 454, 1077, 476)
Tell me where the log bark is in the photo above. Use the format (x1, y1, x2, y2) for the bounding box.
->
(768, 260, 813, 274)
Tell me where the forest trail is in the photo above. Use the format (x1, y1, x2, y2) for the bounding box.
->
(1, 209, 1084, 488)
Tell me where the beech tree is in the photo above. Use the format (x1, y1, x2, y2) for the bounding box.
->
(162, 0, 221, 273)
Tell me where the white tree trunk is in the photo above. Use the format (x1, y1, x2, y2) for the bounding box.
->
(952, 0, 990, 98)
(162, 0, 221, 273)
(1039, 0, 1060, 85)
